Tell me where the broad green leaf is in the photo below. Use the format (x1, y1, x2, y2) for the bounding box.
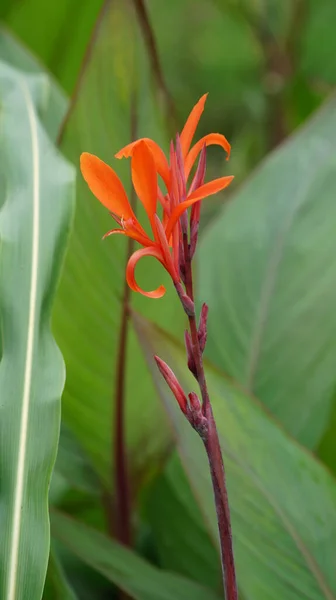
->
(198, 93, 336, 448)
(136, 314, 336, 600)
(145, 453, 221, 590)
(0, 27, 99, 505)
(0, 62, 74, 599)
(51, 511, 222, 600)
(1, 1, 103, 93)
(0, 27, 68, 140)
(53, 0, 182, 487)
(43, 549, 77, 600)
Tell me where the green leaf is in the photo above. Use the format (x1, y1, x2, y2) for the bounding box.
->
(135, 314, 336, 600)
(43, 548, 77, 600)
(145, 453, 221, 590)
(51, 511, 222, 600)
(53, 0, 182, 487)
(0, 62, 74, 599)
(1, 1, 103, 93)
(198, 94, 336, 448)
(0, 30, 98, 505)
(53, 424, 99, 496)
(0, 26, 68, 141)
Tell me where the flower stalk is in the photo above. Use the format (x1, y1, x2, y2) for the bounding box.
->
(179, 231, 238, 600)
(80, 93, 237, 599)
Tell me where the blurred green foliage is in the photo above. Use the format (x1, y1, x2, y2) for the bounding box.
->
(0, 0, 102, 92)
(1, 0, 332, 184)
(1, 0, 336, 599)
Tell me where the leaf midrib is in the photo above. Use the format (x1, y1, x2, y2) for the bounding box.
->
(6, 78, 40, 600)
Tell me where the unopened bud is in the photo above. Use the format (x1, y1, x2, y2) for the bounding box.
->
(198, 303, 208, 353)
(188, 144, 206, 195)
(187, 392, 208, 438)
(184, 330, 197, 377)
(174, 282, 195, 316)
(175, 134, 187, 199)
(179, 239, 186, 284)
(154, 356, 187, 414)
(189, 146, 206, 259)
(175, 136, 188, 235)
(189, 202, 201, 259)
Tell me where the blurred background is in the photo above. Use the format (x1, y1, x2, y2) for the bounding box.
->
(2, 0, 334, 228)
(0, 0, 336, 162)
(1, 1, 336, 599)
(2, 0, 333, 175)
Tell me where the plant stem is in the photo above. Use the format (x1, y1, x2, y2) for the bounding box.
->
(182, 234, 237, 600)
(112, 90, 138, 550)
(114, 281, 131, 546)
(203, 408, 237, 600)
(132, 0, 176, 132)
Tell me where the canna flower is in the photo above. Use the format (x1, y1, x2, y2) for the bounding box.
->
(80, 94, 233, 298)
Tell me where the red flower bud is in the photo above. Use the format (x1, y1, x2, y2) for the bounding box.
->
(175, 134, 187, 199)
(154, 356, 187, 414)
(198, 303, 208, 353)
(179, 239, 186, 284)
(188, 144, 207, 195)
(190, 203, 201, 259)
(184, 330, 197, 377)
(189, 146, 206, 259)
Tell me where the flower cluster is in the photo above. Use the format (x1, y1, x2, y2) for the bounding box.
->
(80, 94, 233, 298)
(80, 95, 238, 597)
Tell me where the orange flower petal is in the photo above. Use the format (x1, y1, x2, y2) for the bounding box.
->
(132, 141, 157, 220)
(166, 176, 234, 239)
(115, 138, 170, 189)
(80, 152, 134, 219)
(126, 247, 166, 298)
(103, 228, 153, 247)
(185, 133, 231, 180)
(180, 94, 208, 158)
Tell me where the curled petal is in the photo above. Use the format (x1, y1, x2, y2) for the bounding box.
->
(132, 141, 157, 220)
(126, 246, 166, 298)
(166, 176, 234, 239)
(103, 227, 153, 247)
(185, 133, 231, 180)
(180, 94, 208, 158)
(115, 138, 170, 189)
(80, 153, 134, 219)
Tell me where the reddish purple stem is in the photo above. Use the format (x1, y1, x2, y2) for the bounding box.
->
(182, 233, 238, 600)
